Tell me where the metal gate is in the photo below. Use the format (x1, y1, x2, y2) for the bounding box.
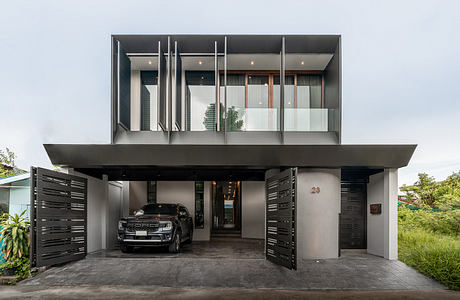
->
(30, 167, 87, 267)
(265, 168, 297, 270)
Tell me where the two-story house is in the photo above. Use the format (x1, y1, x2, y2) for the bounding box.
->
(42, 34, 415, 269)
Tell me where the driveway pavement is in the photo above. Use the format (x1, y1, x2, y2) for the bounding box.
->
(20, 239, 444, 290)
(0, 286, 459, 300)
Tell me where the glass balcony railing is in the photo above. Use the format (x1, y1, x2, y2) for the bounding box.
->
(284, 108, 330, 132)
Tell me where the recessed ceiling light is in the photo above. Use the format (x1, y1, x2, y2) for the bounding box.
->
(201, 76, 204, 80)
(258, 101, 262, 105)
(148, 60, 152, 65)
(301, 61, 305, 65)
(250, 61, 254, 65)
(288, 102, 291, 105)
(264, 83, 268, 86)
(198, 61, 203, 65)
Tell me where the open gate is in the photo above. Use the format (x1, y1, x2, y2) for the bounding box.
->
(30, 167, 87, 267)
(265, 168, 297, 270)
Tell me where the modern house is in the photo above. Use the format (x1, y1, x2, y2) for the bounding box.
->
(41, 35, 416, 269)
(0, 172, 30, 216)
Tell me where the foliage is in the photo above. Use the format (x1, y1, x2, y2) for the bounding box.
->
(0, 257, 30, 279)
(203, 103, 243, 131)
(400, 171, 460, 209)
(0, 210, 30, 261)
(0, 147, 24, 178)
(398, 206, 460, 236)
(398, 227, 460, 290)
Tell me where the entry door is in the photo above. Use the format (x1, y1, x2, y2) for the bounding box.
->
(340, 183, 367, 249)
(30, 167, 87, 267)
(265, 168, 297, 270)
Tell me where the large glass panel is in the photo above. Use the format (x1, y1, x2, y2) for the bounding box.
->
(140, 71, 158, 131)
(285, 74, 326, 131)
(273, 75, 294, 131)
(225, 51, 281, 131)
(246, 75, 276, 131)
(129, 56, 159, 131)
(221, 74, 245, 131)
(185, 71, 216, 131)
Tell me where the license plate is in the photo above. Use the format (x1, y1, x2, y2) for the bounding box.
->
(135, 231, 147, 236)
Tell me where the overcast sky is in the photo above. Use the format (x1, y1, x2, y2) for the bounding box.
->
(0, 0, 459, 186)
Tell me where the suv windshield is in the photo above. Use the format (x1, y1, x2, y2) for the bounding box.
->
(141, 204, 177, 215)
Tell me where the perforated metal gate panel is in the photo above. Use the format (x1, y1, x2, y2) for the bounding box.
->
(30, 167, 87, 267)
(265, 168, 296, 270)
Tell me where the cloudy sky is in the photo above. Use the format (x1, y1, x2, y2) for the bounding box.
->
(0, 0, 459, 186)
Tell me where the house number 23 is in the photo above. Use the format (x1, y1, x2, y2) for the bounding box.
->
(311, 187, 320, 194)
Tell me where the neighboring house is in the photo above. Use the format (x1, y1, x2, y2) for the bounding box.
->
(0, 173, 30, 217)
(42, 35, 415, 269)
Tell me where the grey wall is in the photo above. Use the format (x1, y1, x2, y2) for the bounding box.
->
(68, 170, 108, 253)
(129, 181, 147, 213)
(241, 181, 265, 239)
(367, 172, 384, 257)
(157, 181, 211, 241)
(106, 181, 124, 249)
(296, 168, 341, 259)
(324, 37, 341, 142)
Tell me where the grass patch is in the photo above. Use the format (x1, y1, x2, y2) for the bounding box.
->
(398, 228, 460, 290)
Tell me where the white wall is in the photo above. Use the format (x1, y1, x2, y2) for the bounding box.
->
(130, 70, 141, 130)
(367, 172, 384, 257)
(242, 181, 265, 239)
(296, 168, 341, 259)
(366, 169, 398, 260)
(157, 181, 211, 241)
(8, 179, 30, 217)
(384, 168, 398, 260)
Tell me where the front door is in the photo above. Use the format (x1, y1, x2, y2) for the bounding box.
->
(340, 182, 367, 249)
(265, 168, 297, 270)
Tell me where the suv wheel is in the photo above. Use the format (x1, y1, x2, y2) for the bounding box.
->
(120, 244, 133, 253)
(169, 232, 181, 253)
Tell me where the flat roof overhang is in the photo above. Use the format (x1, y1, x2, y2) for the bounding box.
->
(44, 144, 416, 181)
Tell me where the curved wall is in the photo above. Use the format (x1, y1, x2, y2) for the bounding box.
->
(296, 168, 341, 259)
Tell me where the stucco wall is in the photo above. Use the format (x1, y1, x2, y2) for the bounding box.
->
(157, 181, 211, 241)
(296, 168, 341, 259)
(367, 172, 385, 257)
(241, 181, 265, 239)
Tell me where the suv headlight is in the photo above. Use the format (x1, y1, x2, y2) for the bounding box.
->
(159, 221, 172, 231)
(118, 220, 127, 230)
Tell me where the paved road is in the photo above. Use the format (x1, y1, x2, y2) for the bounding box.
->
(0, 285, 459, 300)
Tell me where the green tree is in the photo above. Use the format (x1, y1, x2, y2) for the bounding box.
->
(203, 103, 243, 131)
(400, 171, 460, 208)
(0, 147, 23, 178)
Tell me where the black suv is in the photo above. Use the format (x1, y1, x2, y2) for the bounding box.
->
(117, 203, 193, 253)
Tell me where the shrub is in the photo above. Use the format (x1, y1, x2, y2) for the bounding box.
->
(0, 210, 30, 260)
(398, 206, 460, 236)
(399, 228, 460, 290)
(0, 257, 30, 279)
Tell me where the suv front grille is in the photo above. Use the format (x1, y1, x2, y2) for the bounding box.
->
(127, 222, 160, 231)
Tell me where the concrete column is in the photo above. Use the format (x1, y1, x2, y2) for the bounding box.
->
(384, 168, 398, 260)
(296, 168, 341, 259)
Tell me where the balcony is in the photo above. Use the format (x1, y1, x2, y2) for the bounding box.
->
(112, 35, 341, 144)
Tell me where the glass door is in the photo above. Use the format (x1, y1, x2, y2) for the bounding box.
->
(211, 181, 241, 233)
